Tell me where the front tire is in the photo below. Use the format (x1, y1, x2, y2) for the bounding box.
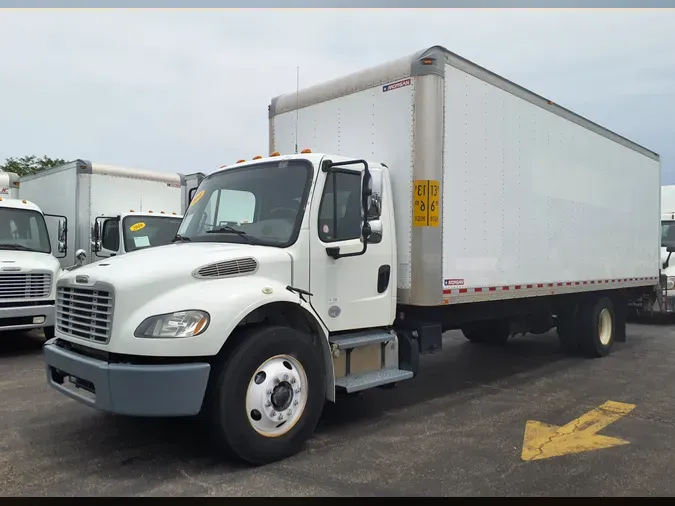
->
(209, 325, 326, 465)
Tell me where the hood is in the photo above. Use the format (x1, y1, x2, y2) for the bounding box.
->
(0, 249, 60, 274)
(59, 242, 293, 293)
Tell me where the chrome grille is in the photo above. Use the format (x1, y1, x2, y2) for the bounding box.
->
(56, 286, 113, 343)
(194, 258, 258, 279)
(0, 273, 51, 300)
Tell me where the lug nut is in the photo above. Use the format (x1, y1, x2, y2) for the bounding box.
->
(287, 410, 293, 416)
(265, 401, 271, 407)
(271, 411, 276, 417)
(266, 389, 272, 395)
(278, 414, 284, 421)
(290, 378, 296, 384)
(294, 388, 301, 394)
(293, 400, 299, 406)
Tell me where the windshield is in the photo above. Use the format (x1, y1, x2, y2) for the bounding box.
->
(0, 208, 51, 254)
(122, 215, 183, 252)
(662, 220, 675, 247)
(177, 159, 312, 247)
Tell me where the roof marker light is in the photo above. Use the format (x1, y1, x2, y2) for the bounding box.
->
(301, 148, 312, 154)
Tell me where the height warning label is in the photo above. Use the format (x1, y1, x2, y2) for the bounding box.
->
(412, 180, 440, 227)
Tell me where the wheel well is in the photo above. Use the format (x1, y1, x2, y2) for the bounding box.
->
(216, 301, 336, 402)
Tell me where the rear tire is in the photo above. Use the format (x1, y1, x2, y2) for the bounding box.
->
(461, 319, 510, 345)
(578, 296, 615, 358)
(208, 325, 326, 465)
(557, 296, 615, 358)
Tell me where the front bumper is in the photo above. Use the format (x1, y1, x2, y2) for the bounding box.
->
(44, 339, 211, 416)
(0, 303, 54, 332)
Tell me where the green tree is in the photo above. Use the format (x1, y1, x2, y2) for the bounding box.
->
(0, 155, 68, 178)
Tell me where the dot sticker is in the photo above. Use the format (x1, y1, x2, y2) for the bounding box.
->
(129, 222, 146, 232)
(322, 224, 329, 234)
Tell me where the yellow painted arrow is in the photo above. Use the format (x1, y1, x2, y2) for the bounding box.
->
(521, 400, 636, 461)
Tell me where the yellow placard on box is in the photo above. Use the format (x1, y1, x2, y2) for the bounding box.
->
(129, 222, 146, 232)
(412, 179, 441, 227)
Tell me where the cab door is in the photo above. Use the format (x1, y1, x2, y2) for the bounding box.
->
(308, 163, 394, 332)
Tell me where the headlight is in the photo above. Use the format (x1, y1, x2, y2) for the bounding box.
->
(668, 277, 675, 290)
(134, 310, 210, 338)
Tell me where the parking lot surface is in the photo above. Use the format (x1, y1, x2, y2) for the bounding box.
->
(1, 323, 674, 497)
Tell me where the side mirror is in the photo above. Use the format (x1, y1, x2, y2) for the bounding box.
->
(58, 241, 66, 254)
(57, 219, 67, 243)
(75, 249, 87, 266)
(367, 220, 383, 244)
(667, 246, 675, 253)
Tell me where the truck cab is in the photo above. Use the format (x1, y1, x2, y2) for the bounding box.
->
(87, 211, 184, 262)
(44, 152, 392, 463)
(0, 196, 67, 338)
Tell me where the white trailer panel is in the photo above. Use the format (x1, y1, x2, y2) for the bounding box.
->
(442, 63, 660, 292)
(270, 45, 660, 306)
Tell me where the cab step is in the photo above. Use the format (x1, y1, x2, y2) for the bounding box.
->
(329, 329, 396, 350)
(335, 368, 413, 393)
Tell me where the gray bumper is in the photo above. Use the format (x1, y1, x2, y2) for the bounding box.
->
(44, 339, 211, 417)
(0, 303, 54, 332)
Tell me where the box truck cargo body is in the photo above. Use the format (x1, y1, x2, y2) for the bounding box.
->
(19, 160, 190, 268)
(44, 46, 661, 465)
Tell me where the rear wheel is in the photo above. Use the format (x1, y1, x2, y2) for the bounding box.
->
(578, 296, 615, 358)
(557, 296, 615, 358)
(461, 319, 510, 345)
(209, 325, 326, 465)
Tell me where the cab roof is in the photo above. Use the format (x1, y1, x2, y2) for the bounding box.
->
(0, 197, 42, 213)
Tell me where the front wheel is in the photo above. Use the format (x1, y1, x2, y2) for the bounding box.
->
(209, 325, 326, 465)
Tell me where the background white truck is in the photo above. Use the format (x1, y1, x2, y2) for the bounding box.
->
(44, 45, 660, 465)
(634, 185, 675, 316)
(19, 160, 203, 268)
(0, 169, 20, 199)
(0, 195, 67, 339)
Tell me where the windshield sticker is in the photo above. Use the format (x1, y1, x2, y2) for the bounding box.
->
(133, 236, 151, 248)
(191, 189, 205, 206)
(129, 222, 146, 232)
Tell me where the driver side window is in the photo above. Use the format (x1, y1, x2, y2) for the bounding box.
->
(101, 219, 120, 251)
(318, 171, 362, 243)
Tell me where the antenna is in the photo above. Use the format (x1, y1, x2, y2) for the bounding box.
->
(295, 66, 300, 154)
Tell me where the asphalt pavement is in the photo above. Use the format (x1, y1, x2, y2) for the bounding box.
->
(1, 323, 674, 496)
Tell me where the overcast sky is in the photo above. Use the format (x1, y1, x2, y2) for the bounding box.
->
(1, 9, 673, 182)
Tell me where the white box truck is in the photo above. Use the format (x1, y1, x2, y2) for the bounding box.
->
(1, 170, 20, 199)
(43, 45, 661, 465)
(0, 194, 68, 339)
(19, 160, 202, 269)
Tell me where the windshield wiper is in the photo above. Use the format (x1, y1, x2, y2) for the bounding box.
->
(0, 243, 33, 251)
(205, 226, 254, 243)
(172, 234, 192, 243)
